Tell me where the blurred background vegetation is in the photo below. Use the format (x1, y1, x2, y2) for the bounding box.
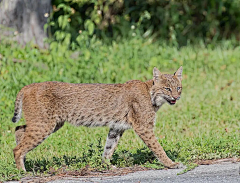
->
(47, 0, 240, 49)
(1, 0, 240, 49)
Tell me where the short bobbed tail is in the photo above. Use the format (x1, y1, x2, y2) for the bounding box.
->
(12, 89, 24, 123)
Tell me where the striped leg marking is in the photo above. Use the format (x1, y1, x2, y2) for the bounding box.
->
(102, 128, 124, 160)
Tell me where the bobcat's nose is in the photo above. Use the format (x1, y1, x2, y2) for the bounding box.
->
(173, 96, 179, 100)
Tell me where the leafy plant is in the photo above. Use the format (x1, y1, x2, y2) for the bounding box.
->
(46, 0, 240, 49)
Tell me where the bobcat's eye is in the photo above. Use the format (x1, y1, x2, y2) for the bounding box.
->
(165, 87, 171, 91)
(177, 87, 181, 91)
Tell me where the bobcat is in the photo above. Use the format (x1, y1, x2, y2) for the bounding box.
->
(12, 67, 183, 171)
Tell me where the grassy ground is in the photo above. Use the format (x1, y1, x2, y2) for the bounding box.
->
(0, 39, 239, 181)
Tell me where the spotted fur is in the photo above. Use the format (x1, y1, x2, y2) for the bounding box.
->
(12, 67, 183, 171)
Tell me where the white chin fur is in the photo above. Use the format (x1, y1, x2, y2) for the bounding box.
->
(154, 96, 166, 107)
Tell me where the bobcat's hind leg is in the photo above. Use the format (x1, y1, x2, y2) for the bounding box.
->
(15, 125, 27, 145)
(13, 121, 57, 171)
(102, 128, 125, 161)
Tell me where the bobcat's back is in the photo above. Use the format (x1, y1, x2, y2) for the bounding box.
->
(12, 80, 151, 130)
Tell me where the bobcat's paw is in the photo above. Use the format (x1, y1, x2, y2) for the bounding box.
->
(167, 162, 185, 169)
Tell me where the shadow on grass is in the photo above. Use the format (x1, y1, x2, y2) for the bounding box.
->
(24, 145, 181, 172)
(111, 147, 180, 167)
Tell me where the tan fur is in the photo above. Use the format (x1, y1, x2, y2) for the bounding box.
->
(12, 67, 183, 171)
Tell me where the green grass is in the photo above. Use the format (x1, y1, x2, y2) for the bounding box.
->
(0, 38, 240, 181)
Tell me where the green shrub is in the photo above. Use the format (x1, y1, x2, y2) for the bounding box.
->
(47, 0, 240, 48)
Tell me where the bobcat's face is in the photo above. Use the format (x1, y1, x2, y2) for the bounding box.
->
(151, 67, 183, 106)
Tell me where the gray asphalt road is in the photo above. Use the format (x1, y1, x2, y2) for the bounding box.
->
(49, 162, 240, 183)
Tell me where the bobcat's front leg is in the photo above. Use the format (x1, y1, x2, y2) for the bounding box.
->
(102, 128, 125, 161)
(133, 125, 182, 169)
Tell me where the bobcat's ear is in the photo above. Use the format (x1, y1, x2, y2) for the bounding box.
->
(153, 67, 165, 83)
(174, 66, 183, 81)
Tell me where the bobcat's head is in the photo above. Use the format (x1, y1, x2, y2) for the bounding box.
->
(150, 66, 183, 107)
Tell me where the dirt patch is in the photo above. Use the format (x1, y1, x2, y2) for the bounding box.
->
(195, 157, 239, 165)
(20, 165, 155, 183)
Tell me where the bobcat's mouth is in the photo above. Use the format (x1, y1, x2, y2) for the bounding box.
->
(165, 98, 176, 105)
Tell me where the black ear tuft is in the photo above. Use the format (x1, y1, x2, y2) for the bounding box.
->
(174, 66, 183, 81)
